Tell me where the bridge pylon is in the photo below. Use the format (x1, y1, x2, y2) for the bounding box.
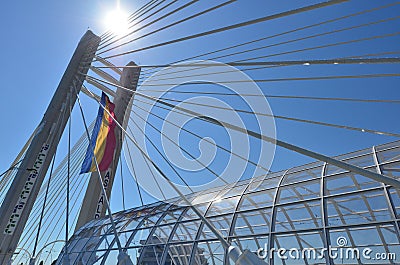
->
(0, 30, 100, 264)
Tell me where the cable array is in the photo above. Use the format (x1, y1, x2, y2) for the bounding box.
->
(5, 1, 400, 263)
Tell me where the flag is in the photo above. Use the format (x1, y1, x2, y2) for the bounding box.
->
(81, 92, 116, 173)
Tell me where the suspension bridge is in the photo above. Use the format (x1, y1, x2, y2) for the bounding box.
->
(0, 0, 399, 264)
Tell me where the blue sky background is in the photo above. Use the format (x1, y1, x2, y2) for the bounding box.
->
(0, 0, 399, 210)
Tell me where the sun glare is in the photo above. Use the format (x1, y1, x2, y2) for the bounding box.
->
(105, 8, 129, 36)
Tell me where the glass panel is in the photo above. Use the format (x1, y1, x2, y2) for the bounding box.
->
(97, 234, 115, 250)
(126, 247, 142, 263)
(325, 172, 381, 195)
(181, 203, 208, 221)
(115, 218, 130, 231)
(69, 227, 99, 252)
(67, 239, 98, 264)
(389, 187, 400, 218)
(194, 241, 225, 265)
(96, 217, 113, 227)
(377, 146, 400, 163)
(98, 224, 115, 236)
(120, 231, 134, 248)
(239, 189, 275, 211)
(273, 231, 325, 265)
(158, 208, 185, 225)
(99, 215, 126, 232)
(145, 212, 165, 227)
(76, 224, 100, 238)
(277, 179, 320, 204)
(381, 161, 400, 180)
(155, 203, 171, 212)
(229, 236, 269, 265)
(124, 217, 144, 232)
(166, 243, 193, 265)
(275, 200, 321, 232)
(231, 236, 268, 255)
(90, 250, 107, 265)
(98, 223, 112, 235)
(167, 196, 183, 206)
(287, 161, 323, 175)
(151, 224, 175, 244)
(77, 249, 101, 265)
(139, 244, 166, 265)
(326, 153, 375, 176)
(199, 215, 232, 240)
(70, 236, 102, 255)
(128, 228, 152, 247)
(104, 250, 121, 265)
(282, 166, 322, 184)
(233, 209, 271, 236)
(327, 190, 392, 226)
(326, 149, 375, 175)
(172, 221, 201, 242)
(219, 183, 248, 199)
(191, 190, 221, 205)
(67, 238, 81, 254)
(118, 212, 138, 231)
(375, 141, 400, 152)
(330, 225, 400, 264)
(141, 218, 158, 229)
(246, 176, 281, 193)
(133, 206, 159, 218)
(206, 196, 240, 216)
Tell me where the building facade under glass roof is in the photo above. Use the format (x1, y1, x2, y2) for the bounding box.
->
(57, 141, 400, 265)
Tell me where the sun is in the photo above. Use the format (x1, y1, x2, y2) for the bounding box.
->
(105, 7, 129, 36)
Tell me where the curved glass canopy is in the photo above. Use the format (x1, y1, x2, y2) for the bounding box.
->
(58, 141, 400, 265)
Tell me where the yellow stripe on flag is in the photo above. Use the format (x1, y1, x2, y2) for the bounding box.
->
(90, 101, 112, 171)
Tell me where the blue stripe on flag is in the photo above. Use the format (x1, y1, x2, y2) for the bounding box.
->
(80, 92, 107, 174)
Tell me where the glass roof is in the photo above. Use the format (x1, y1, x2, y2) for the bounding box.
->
(57, 141, 400, 265)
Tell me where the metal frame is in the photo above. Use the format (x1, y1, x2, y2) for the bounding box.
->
(58, 140, 400, 265)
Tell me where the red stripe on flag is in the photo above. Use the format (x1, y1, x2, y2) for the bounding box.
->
(98, 98, 116, 171)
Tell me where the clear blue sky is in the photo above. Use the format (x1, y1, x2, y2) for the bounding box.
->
(0, 0, 399, 210)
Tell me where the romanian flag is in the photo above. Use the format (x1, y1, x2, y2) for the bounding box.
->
(81, 92, 116, 173)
